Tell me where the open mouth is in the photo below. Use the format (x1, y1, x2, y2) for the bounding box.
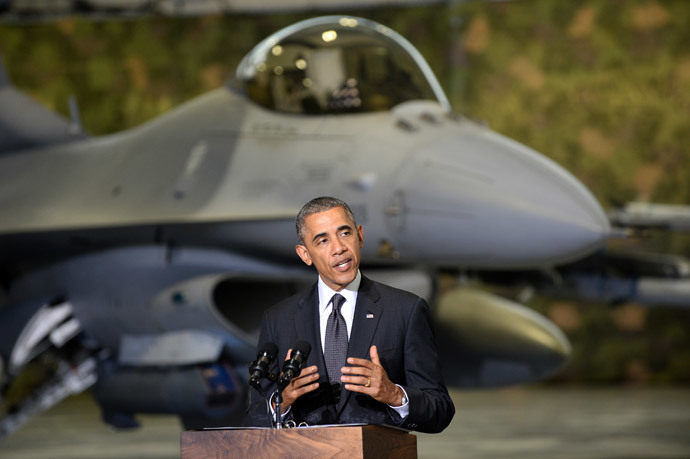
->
(333, 258, 352, 271)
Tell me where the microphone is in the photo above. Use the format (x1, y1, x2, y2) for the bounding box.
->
(248, 342, 278, 390)
(277, 340, 312, 390)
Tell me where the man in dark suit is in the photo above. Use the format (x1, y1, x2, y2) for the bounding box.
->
(244, 197, 454, 433)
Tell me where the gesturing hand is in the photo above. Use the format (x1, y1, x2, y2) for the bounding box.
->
(275, 349, 320, 413)
(341, 345, 404, 406)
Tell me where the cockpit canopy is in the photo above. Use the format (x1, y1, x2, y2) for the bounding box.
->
(235, 16, 450, 115)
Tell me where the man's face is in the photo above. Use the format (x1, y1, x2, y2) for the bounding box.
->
(295, 206, 364, 291)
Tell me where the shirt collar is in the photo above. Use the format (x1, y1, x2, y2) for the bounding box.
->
(318, 270, 361, 314)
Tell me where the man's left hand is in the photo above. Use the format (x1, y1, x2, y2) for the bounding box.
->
(341, 345, 404, 406)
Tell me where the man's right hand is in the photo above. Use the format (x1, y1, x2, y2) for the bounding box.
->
(275, 349, 320, 413)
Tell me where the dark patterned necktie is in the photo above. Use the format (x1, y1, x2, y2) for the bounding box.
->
(324, 293, 348, 384)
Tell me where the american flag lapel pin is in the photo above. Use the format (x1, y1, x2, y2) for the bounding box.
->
(366, 313, 374, 319)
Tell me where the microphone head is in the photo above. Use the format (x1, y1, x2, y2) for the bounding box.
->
(293, 340, 311, 358)
(277, 340, 312, 390)
(261, 342, 279, 358)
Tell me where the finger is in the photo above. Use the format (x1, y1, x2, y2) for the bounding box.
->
(369, 345, 380, 365)
(296, 366, 319, 379)
(343, 382, 368, 394)
(343, 376, 379, 394)
(283, 378, 320, 407)
(298, 365, 319, 378)
(341, 365, 370, 378)
(284, 348, 293, 361)
(292, 381, 320, 397)
(284, 369, 318, 396)
(341, 375, 371, 387)
(346, 357, 374, 369)
(291, 367, 319, 389)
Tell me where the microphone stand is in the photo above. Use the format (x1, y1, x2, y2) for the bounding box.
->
(274, 388, 283, 429)
(270, 342, 311, 429)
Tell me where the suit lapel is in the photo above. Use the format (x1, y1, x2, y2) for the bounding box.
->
(338, 276, 383, 416)
(347, 276, 383, 359)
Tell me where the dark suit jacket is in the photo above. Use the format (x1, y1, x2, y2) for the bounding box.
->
(243, 275, 454, 433)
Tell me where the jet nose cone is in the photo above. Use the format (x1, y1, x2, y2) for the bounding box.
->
(390, 123, 610, 268)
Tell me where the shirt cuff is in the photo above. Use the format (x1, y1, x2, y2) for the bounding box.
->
(388, 384, 409, 419)
(268, 391, 291, 421)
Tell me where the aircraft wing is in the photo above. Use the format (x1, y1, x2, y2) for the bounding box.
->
(0, 57, 87, 154)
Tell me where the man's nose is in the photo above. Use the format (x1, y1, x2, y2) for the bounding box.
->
(332, 239, 346, 255)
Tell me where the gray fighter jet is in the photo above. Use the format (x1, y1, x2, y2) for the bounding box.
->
(0, 16, 610, 436)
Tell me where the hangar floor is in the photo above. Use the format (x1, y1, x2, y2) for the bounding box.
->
(1, 387, 689, 458)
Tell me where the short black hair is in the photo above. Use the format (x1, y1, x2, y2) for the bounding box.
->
(296, 196, 356, 244)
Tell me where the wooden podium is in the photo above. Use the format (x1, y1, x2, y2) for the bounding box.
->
(180, 425, 417, 458)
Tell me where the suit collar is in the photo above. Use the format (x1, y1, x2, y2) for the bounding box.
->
(347, 276, 383, 360)
(316, 270, 362, 314)
(300, 276, 383, 359)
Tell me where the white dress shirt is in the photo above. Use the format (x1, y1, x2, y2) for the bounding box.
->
(317, 270, 361, 350)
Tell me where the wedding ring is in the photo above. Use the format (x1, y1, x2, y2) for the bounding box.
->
(365, 378, 371, 387)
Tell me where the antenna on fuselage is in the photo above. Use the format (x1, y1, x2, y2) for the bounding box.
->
(67, 95, 83, 135)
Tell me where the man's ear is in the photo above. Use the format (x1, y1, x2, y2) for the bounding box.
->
(356, 224, 364, 249)
(295, 244, 313, 266)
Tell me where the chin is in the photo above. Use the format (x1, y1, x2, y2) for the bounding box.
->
(331, 273, 353, 285)
(340, 274, 357, 285)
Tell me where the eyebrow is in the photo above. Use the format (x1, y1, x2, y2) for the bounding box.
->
(311, 232, 327, 243)
(310, 225, 353, 243)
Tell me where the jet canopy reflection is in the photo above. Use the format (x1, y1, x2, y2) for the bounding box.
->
(235, 16, 451, 115)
